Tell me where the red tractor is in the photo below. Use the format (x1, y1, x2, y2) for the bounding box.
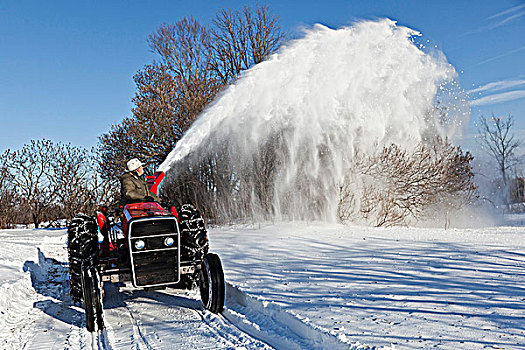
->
(67, 172, 225, 332)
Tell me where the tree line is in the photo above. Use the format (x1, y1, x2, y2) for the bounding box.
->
(0, 140, 114, 228)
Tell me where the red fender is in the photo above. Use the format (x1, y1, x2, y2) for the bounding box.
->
(169, 205, 179, 221)
(96, 211, 111, 252)
(96, 212, 107, 231)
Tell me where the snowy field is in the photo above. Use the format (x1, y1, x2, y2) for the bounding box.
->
(0, 219, 524, 349)
(213, 221, 525, 349)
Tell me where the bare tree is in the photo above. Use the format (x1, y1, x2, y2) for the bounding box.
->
(338, 138, 477, 227)
(0, 150, 11, 197)
(99, 16, 222, 179)
(50, 144, 118, 222)
(98, 63, 193, 180)
(50, 143, 90, 219)
(477, 114, 522, 190)
(161, 5, 284, 222)
(211, 4, 284, 84)
(8, 139, 58, 228)
(0, 150, 17, 228)
(149, 17, 222, 119)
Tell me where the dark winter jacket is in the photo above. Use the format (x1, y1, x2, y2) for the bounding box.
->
(120, 171, 161, 205)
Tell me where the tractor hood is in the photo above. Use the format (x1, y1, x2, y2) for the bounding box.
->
(123, 202, 171, 221)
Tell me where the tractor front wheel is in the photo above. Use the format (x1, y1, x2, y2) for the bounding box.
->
(199, 253, 225, 314)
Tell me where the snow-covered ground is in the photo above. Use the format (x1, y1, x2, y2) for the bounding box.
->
(1, 219, 524, 349)
(0, 229, 271, 350)
(212, 221, 525, 349)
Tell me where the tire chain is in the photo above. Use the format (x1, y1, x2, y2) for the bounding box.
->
(67, 214, 99, 302)
(178, 204, 209, 260)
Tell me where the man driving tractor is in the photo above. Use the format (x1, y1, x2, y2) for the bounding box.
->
(120, 158, 161, 204)
(68, 159, 224, 333)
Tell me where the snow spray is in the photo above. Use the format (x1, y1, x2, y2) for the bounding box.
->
(158, 19, 469, 222)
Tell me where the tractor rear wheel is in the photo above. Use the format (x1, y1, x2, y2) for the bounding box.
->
(178, 204, 209, 260)
(199, 253, 225, 314)
(67, 214, 99, 302)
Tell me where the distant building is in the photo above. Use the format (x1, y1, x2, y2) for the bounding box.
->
(510, 177, 525, 204)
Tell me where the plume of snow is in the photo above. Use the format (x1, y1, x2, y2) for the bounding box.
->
(159, 19, 468, 221)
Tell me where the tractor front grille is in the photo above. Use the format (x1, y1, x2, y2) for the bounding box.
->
(128, 217, 180, 287)
(133, 251, 178, 286)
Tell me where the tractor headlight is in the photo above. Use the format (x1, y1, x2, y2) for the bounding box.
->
(164, 237, 175, 247)
(134, 239, 145, 250)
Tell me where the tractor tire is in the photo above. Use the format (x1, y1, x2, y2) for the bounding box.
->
(81, 265, 104, 332)
(67, 214, 98, 303)
(178, 204, 209, 261)
(199, 253, 225, 314)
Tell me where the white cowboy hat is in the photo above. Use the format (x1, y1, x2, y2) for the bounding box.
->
(126, 158, 143, 172)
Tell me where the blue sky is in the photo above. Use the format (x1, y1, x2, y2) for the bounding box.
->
(0, 0, 524, 153)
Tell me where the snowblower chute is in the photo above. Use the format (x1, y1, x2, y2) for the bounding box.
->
(146, 171, 165, 196)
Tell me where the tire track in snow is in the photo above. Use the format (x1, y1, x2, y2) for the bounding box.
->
(101, 283, 271, 349)
(123, 304, 156, 350)
(197, 307, 274, 349)
(88, 329, 114, 350)
(101, 283, 157, 350)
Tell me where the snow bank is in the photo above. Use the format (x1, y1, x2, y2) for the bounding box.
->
(225, 282, 394, 349)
